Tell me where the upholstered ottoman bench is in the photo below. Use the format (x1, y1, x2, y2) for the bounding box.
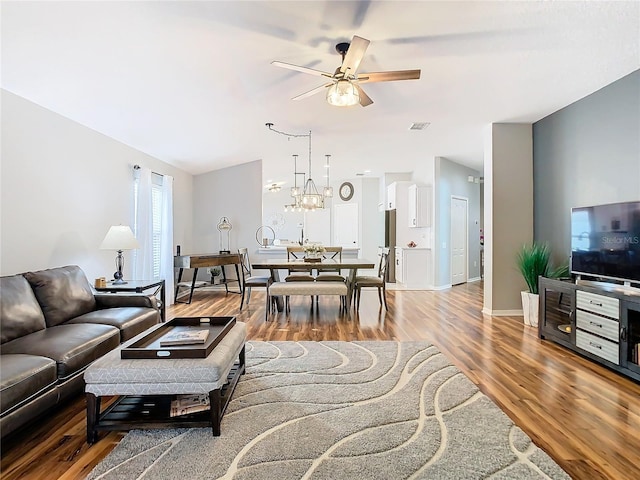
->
(269, 281, 349, 313)
(84, 321, 246, 443)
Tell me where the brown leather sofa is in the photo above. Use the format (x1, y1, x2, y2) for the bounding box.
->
(0, 265, 160, 439)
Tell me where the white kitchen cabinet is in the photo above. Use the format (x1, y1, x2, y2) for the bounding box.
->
(387, 182, 397, 210)
(387, 181, 410, 211)
(395, 247, 430, 288)
(408, 184, 431, 227)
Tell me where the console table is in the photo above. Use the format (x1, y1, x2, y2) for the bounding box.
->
(539, 277, 640, 382)
(174, 253, 242, 304)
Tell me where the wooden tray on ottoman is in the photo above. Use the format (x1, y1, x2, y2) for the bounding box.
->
(121, 316, 236, 359)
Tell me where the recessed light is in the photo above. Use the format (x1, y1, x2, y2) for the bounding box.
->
(409, 122, 430, 130)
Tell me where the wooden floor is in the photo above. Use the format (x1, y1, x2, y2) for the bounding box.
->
(2, 282, 640, 479)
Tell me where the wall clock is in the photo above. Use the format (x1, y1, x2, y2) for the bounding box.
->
(339, 182, 354, 201)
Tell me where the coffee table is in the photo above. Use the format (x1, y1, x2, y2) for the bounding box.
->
(84, 320, 246, 443)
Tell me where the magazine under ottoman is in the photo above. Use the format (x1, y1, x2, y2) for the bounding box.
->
(83, 321, 246, 443)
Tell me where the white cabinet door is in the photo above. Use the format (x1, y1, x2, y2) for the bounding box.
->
(334, 203, 359, 247)
(387, 183, 397, 210)
(396, 248, 430, 288)
(395, 247, 403, 284)
(408, 184, 431, 227)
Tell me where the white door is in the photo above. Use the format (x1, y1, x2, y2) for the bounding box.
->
(451, 196, 468, 285)
(334, 203, 359, 247)
(304, 209, 331, 245)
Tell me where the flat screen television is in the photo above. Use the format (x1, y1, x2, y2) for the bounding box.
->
(571, 201, 640, 284)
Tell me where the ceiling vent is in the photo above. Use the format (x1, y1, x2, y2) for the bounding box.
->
(409, 122, 430, 130)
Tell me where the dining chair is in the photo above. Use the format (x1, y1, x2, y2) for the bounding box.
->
(284, 246, 316, 281)
(353, 247, 390, 311)
(238, 247, 273, 320)
(315, 246, 346, 282)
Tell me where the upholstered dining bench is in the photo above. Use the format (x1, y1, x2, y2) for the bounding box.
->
(268, 281, 348, 313)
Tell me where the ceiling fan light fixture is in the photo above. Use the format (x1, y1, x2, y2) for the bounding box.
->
(326, 80, 359, 107)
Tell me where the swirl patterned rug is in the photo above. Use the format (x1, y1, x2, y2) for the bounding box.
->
(87, 341, 569, 480)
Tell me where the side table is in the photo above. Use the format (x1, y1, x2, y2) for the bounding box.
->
(95, 279, 166, 322)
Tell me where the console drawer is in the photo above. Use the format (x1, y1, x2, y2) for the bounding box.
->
(576, 291, 619, 319)
(576, 310, 619, 342)
(576, 329, 619, 365)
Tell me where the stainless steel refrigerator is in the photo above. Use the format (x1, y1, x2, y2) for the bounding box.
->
(385, 209, 396, 282)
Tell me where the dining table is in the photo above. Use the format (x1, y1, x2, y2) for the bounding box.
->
(251, 257, 376, 311)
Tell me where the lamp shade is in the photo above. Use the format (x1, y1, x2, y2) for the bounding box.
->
(99, 226, 139, 250)
(326, 80, 360, 107)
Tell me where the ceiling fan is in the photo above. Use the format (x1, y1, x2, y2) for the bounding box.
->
(272, 35, 421, 107)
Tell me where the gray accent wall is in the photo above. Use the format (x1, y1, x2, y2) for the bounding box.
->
(534, 70, 640, 264)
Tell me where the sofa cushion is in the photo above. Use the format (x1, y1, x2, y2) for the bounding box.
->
(24, 265, 97, 327)
(0, 354, 57, 415)
(66, 307, 159, 342)
(0, 324, 119, 379)
(0, 275, 47, 344)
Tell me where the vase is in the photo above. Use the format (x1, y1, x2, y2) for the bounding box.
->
(521, 291, 539, 327)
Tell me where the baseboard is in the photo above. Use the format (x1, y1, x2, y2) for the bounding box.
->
(467, 277, 482, 283)
(431, 284, 452, 291)
(482, 308, 523, 316)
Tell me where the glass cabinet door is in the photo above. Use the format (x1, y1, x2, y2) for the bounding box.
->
(539, 278, 576, 347)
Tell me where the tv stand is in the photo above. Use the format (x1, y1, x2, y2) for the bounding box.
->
(575, 278, 640, 296)
(539, 277, 640, 382)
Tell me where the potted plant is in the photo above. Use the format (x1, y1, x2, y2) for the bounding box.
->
(516, 242, 568, 327)
(209, 266, 222, 285)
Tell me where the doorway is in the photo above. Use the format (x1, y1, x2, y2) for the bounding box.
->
(451, 196, 468, 285)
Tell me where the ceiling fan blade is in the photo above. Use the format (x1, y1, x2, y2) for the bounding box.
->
(272, 61, 333, 78)
(357, 70, 421, 83)
(292, 83, 333, 101)
(354, 84, 373, 107)
(340, 35, 370, 75)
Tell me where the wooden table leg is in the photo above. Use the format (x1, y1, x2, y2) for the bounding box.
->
(208, 389, 222, 436)
(175, 268, 184, 303)
(86, 393, 101, 444)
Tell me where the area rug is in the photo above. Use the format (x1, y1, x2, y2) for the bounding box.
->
(87, 341, 569, 479)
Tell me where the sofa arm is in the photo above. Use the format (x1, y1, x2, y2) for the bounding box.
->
(94, 294, 158, 310)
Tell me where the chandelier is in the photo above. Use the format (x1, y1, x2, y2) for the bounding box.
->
(266, 123, 332, 211)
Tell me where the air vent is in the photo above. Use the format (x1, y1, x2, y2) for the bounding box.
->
(409, 122, 430, 130)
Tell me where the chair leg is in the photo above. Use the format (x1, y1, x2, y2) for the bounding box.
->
(240, 285, 246, 311)
(356, 287, 361, 311)
(378, 287, 383, 308)
(247, 287, 252, 305)
(382, 285, 388, 310)
(265, 291, 270, 321)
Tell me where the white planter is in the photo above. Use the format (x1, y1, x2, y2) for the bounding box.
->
(521, 291, 539, 327)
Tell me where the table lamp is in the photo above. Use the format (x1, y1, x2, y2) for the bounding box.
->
(217, 217, 232, 254)
(99, 225, 140, 284)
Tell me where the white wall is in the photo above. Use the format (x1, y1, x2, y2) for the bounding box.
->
(0, 90, 193, 281)
(192, 160, 262, 262)
(262, 185, 305, 245)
